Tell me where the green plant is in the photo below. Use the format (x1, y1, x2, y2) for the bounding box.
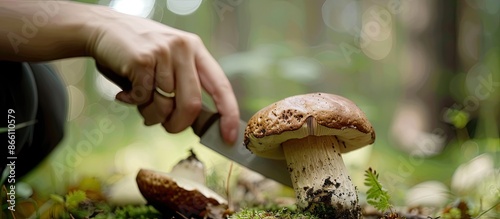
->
(49, 190, 92, 218)
(65, 190, 87, 210)
(112, 205, 162, 219)
(50, 190, 162, 219)
(364, 167, 393, 213)
(441, 207, 462, 219)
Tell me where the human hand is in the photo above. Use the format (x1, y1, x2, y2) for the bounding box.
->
(86, 6, 239, 144)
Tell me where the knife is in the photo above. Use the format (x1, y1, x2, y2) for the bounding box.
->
(103, 76, 293, 185)
(191, 105, 292, 187)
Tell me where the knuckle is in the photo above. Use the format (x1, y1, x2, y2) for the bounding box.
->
(137, 53, 155, 66)
(171, 33, 201, 50)
(153, 43, 171, 57)
(181, 97, 202, 115)
(163, 121, 186, 134)
(214, 83, 234, 97)
(163, 123, 179, 133)
(125, 52, 155, 71)
(186, 33, 202, 44)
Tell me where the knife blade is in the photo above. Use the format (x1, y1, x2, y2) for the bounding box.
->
(191, 106, 292, 187)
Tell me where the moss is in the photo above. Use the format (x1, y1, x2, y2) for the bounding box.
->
(231, 207, 321, 219)
(111, 205, 162, 219)
(231, 201, 363, 219)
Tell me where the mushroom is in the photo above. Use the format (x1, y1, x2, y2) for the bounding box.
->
(169, 149, 206, 185)
(136, 169, 228, 218)
(244, 93, 375, 218)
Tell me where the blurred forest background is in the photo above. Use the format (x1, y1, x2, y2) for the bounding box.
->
(20, 0, 499, 213)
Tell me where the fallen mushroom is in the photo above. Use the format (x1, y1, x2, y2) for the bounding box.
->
(244, 93, 375, 218)
(136, 169, 228, 218)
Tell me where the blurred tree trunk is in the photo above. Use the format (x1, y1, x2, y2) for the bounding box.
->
(432, 0, 459, 142)
(211, 0, 250, 117)
(304, 0, 326, 46)
(391, 0, 458, 155)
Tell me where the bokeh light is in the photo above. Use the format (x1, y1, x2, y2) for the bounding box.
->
(166, 0, 202, 15)
(103, 0, 156, 18)
(406, 181, 449, 207)
(55, 58, 86, 85)
(360, 5, 393, 60)
(66, 85, 85, 121)
(322, 0, 360, 33)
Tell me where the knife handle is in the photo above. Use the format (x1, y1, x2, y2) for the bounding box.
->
(191, 105, 221, 136)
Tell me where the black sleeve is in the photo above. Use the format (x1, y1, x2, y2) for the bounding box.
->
(1, 61, 67, 179)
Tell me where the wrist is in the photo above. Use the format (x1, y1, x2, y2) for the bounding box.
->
(80, 4, 117, 58)
(58, 2, 110, 58)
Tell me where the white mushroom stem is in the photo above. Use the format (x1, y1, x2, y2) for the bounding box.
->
(283, 135, 360, 217)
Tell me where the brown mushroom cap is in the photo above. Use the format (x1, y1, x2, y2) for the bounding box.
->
(136, 169, 226, 218)
(244, 93, 375, 159)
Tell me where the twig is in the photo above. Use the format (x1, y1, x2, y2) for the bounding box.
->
(226, 162, 234, 210)
(474, 201, 500, 219)
(175, 211, 189, 219)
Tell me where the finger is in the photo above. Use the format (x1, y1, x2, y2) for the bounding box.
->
(116, 64, 156, 105)
(162, 44, 202, 133)
(138, 91, 174, 126)
(139, 52, 176, 126)
(196, 48, 240, 145)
